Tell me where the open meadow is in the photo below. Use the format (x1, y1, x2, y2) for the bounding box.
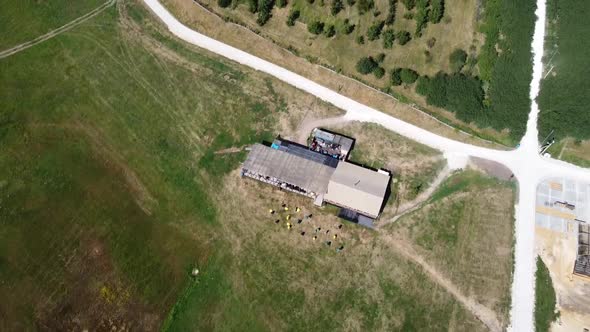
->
(1, 0, 515, 330)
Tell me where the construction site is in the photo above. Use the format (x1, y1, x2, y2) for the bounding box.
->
(241, 128, 390, 227)
(535, 178, 590, 330)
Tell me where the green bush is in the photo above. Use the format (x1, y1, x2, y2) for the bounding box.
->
(429, 0, 444, 23)
(331, 0, 344, 15)
(376, 53, 386, 63)
(218, 0, 232, 8)
(247, 0, 258, 13)
(356, 35, 365, 44)
(342, 19, 356, 34)
(416, 73, 485, 122)
(390, 68, 402, 85)
(324, 24, 336, 37)
(308, 21, 325, 34)
(401, 0, 415, 10)
(256, 0, 275, 26)
(347, 0, 355, 5)
(416, 74, 447, 107)
(483, 0, 536, 139)
(367, 20, 385, 41)
(400, 68, 419, 84)
(277, 0, 288, 7)
(539, 0, 590, 140)
(358, 0, 374, 14)
(414, 0, 429, 37)
(449, 49, 467, 72)
(385, 0, 397, 24)
(396, 30, 411, 45)
(373, 66, 385, 79)
(383, 29, 395, 48)
(286, 9, 300, 26)
(534, 257, 559, 332)
(356, 56, 378, 74)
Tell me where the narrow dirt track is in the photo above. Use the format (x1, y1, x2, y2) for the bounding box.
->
(0, 0, 115, 59)
(379, 166, 452, 227)
(383, 236, 503, 332)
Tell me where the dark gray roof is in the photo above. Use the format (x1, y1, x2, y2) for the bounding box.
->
(243, 144, 336, 195)
(273, 139, 339, 167)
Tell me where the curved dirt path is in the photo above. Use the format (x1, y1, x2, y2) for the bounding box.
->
(379, 166, 452, 227)
(0, 0, 115, 59)
(384, 236, 503, 332)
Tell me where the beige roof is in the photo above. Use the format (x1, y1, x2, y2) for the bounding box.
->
(323, 162, 390, 218)
(242, 144, 335, 195)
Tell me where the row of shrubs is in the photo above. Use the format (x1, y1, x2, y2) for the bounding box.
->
(354, 52, 484, 125)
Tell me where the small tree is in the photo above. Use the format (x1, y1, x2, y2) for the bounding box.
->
(346, 0, 356, 5)
(373, 66, 385, 79)
(308, 21, 325, 34)
(385, 0, 397, 24)
(449, 49, 467, 72)
(277, 0, 288, 7)
(343, 19, 356, 34)
(382, 28, 395, 48)
(218, 0, 232, 8)
(390, 68, 402, 86)
(248, 0, 258, 13)
(324, 24, 336, 37)
(414, 0, 429, 37)
(331, 0, 344, 15)
(367, 20, 385, 41)
(256, 0, 276, 26)
(286, 9, 300, 26)
(375, 53, 386, 63)
(429, 0, 444, 23)
(356, 35, 365, 44)
(357, 0, 374, 14)
(396, 30, 411, 45)
(401, 0, 415, 10)
(356, 56, 378, 74)
(400, 68, 419, 83)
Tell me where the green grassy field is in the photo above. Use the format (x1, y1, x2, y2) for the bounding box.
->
(0, 0, 105, 50)
(1, 0, 512, 330)
(391, 170, 516, 325)
(534, 257, 558, 332)
(538, 0, 590, 165)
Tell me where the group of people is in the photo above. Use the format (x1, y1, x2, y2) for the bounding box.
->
(270, 203, 345, 252)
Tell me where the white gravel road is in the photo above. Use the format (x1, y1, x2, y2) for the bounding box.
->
(142, 0, 590, 329)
